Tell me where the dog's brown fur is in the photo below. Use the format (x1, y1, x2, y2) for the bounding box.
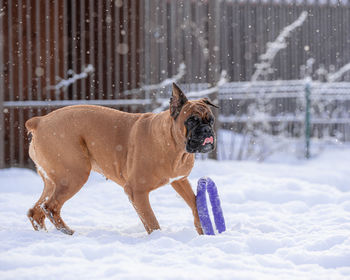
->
(26, 84, 215, 235)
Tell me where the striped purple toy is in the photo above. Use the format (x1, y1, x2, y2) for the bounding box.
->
(196, 177, 226, 235)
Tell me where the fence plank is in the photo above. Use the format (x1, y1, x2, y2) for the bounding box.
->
(0, 0, 4, 168)
(159, 0, 167, 82)
(177, 1, 184, 77)
(17, 0, 24, 165)
(97, 0, 103, 98)
(71, 0, 77, 99)
(7, 0, 15, 165)
(45, 0, 50, 100)
(106, 0, 112, 99)
(80, 0, 86, 100)
(130, 0, 137, 90)
(53, 0, 59, 99)
(184, 0, 191, 83)
(138, 0, 144, 88)
(25, 0, 33, 165)
(122, 0, 128, 90)
(208, 0, 221, 159)
(114, 0, 120, 97)
(63, 0, 68, 100)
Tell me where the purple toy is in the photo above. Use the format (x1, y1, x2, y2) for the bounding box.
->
(196, 177, 226, 235)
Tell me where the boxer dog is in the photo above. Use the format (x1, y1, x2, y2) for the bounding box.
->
(26, 83, 218, 235)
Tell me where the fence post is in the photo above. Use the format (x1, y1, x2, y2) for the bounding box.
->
(208, 0, 221, 160)
(305, 81, 311, 159)
(0, 0, 4, 169)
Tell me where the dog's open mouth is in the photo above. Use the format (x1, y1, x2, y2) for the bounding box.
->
(202, 136, 214, 146)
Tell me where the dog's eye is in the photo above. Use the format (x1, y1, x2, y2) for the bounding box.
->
(186, 116, 200, 128)
(208, 117, 214, 125)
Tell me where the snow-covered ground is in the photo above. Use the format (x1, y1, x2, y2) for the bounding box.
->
(1, 148, 350, 280)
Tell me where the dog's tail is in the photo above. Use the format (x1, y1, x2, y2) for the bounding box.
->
(25, 117, 41, 133)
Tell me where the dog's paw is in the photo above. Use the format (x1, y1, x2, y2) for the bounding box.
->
(59, 227, 75, 235)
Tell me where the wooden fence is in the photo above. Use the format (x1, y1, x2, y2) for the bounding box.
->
(1, 0, 350, 167)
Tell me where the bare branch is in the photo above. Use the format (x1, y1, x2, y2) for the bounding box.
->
(251, 11, 308, 82)
(141, 63, 186, 91)
(186, 70, 228, 98)
(153, 70, 228, 113)
(122, 63, 186, 96)
(327, 63, 350, 82)
(47, 64, 95, 91)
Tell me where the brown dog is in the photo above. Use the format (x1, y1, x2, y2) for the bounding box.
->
(26, 83, 217, 235)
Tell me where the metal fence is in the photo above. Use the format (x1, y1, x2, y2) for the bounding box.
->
(2, 0, 350, 167)
(217, 80, 350, 160)
(219, 80, 350, 141)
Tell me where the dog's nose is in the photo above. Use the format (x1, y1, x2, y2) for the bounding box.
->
(201, 125, 212, 134)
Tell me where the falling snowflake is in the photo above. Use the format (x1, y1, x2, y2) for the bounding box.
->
(117, 43, 128, 55)
(35, 67, 44, 77)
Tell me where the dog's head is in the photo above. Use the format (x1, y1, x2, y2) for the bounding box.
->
(170, 83, 218, 153)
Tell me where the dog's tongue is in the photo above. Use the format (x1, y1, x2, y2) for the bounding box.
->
(202, 136, 214, 146)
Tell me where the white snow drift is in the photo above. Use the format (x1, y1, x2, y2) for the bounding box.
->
(1, 148, 350, 279)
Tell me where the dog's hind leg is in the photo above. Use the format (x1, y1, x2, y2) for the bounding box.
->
(41, 166, 90, 235)
(27, 117, 92, 235)
(27, 172, 55, 231)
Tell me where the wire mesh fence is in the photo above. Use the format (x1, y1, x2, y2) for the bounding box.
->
(217, 80, 350, 160)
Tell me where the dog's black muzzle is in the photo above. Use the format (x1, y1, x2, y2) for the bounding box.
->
(186, 124, 215, 153)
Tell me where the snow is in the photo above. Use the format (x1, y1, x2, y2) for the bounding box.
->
(1, 148, 350, 279)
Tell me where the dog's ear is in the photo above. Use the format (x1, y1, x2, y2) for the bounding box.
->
(170, 83, 188, 119)
(201, 98, 220, 109)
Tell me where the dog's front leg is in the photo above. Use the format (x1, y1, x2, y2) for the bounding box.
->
(171, 178, 203, 235)
(124, 185, 160, 234)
